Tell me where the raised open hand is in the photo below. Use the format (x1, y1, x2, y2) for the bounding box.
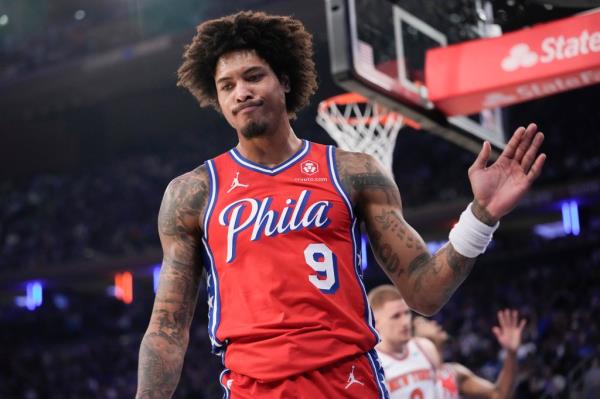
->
(492, 309, 526, 354)
(469, 123, 546, 223)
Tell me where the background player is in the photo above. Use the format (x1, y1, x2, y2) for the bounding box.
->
(136, 10, 546, 398)
(414, 310, 525, 399)
(369, 284, 441, 398)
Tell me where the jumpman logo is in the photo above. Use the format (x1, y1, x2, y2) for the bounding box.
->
(345, 365, 364, 389)
(227, 172, 249, 193)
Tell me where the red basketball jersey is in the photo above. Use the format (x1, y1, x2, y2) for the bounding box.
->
(201, 141, 379, 381)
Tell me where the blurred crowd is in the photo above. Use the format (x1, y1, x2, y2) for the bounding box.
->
(2, 4, 132, 82)
(0, 155, 178, 271)
(0, 235, 597, 398)
(0, 290, 223, 399)
(0, 0, 271, 82)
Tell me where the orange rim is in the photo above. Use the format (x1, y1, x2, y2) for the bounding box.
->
(319, 92, 421, 130)
(319, 92, 369, 108)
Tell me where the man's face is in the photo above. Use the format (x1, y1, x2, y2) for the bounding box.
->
(214, 49, 289, 139)
(374, 299, 413, 347)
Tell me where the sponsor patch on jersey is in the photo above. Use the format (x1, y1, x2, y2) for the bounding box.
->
(300, 160, 319, 175)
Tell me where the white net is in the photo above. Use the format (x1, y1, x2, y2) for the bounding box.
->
(316, 93, 404, 175)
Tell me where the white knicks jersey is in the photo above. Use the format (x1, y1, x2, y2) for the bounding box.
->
(436, 364, 460, 399)
(377, 339, 438, 399)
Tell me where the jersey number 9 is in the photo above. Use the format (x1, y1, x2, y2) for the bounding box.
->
(304, 243, 339, 294)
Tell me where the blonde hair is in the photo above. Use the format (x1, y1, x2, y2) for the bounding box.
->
(368, 284, 403, 311)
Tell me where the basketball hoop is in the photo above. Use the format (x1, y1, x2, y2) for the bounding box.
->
(316, 93, 409, 175)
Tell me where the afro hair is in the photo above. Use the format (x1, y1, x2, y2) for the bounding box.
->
(177, 11, 318, 119)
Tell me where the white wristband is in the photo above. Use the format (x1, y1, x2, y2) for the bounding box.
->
(448, 203, 500, 258)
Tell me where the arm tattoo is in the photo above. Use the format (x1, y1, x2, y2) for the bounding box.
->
(440, 245, 476, 302)
(336, 149, 477, 314)
(158, 165, 209, 238)
(137, 339, 181, 399)
(471, 198, 498, 226)
(338, 150, 412, 278)
(373, 209, 423, 250)
(445, 244, 476, 282)
(399, 245, 475, 313)
(366, 208, 426, 278)
(407, 252, 435, 294)
(368, 230, 404, 277)
(411, 244, 475, 298)
(136, 166, 207, 399)
(336, 151, 402, 207)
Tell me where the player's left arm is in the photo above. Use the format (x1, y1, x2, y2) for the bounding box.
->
(450, 363, 497, 397)
(452, 357, 517, 399)
(338, 123, 545, 316)
(451, 309, 525, 399)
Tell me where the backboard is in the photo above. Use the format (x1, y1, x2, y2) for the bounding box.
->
(324, 0, 507, 155)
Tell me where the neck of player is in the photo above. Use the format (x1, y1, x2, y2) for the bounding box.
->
(235, 120, 303, 168)
(377, 339, 409, 357)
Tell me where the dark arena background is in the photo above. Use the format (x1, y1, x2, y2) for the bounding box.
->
(1, 0, 600, 398)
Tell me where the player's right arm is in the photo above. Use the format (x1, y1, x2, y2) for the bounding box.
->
(135, 166, 209, 399)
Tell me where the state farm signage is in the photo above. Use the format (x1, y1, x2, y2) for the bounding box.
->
(425, 10, 600, 116)
(483, 69, 600, 108)
(502, 30, 600, 71)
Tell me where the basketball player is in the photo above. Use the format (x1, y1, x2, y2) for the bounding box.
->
(135, 11, 546, 399)
(414, 310, 525, 399)
(369, 284, 441, 398)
